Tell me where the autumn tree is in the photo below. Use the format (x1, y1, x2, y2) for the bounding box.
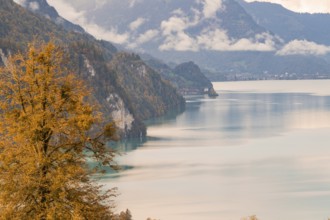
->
(0, 41, 118, 219)
(241, 215, 259, 220)
(112, 209, 133, 220)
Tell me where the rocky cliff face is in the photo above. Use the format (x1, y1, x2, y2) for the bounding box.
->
(0, 0, 185, 138)
(108, 53, 185, 120)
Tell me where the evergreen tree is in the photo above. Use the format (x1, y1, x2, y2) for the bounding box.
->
(0, 41, 117, 219)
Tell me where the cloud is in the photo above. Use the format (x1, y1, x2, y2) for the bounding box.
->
(159, 17, 187, 50)
(28, 1, 39, 11)
(159, 8, 201, 51)
(159, 26, 276, 52)
(201, 0, 223, 18)
(171, 8, 185, 16)
(244, 0, 330, 14)
(197, 29, 276, 51)
(13, 0, 26, 6)
(136, 29, 159, 44)
(276, 40, 330, 56)
(160, 13, 199, 36)
(85, 24, 130, 44)
(47, 0, 84, 21)
(159, 31, 198, 51)
(129, 0, 142, 8)
(14, 0, 39, 11)
(128, 29, 160, 49)
(47, 0, 129, 44)
(159, 5, 277, 52)
(129, 17, 146, 31)
(94, 0, 107, 9)
(232, 33, 277, 51)
(45, 0, 279, 52)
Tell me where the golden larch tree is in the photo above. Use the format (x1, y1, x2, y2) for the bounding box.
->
(0, 41, 117, 219)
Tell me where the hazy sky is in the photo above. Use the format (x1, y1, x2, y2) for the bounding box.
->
(245, 0, 330, 13)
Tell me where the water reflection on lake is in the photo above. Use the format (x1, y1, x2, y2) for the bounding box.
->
(104, 80, 330, 220)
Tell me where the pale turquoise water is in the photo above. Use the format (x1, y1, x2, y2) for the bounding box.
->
(103, 80, 330, 220)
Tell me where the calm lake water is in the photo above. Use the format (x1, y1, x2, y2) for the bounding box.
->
(103, 80, 330, 220)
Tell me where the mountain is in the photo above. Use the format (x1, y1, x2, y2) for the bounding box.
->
(19, 0, 85, 33)
(0, 0, 185, 138)
(59, 0, 330, 79)
(142, 55, 217, 96)
(21, 0, 215, 95)
(238, 0, 330, 45)
(107, 52, 185, 120)
(173, 61, 218, 96)
(76, 0, 275, 55)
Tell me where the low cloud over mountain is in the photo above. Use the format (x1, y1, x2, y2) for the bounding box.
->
(277, 40, 330, 56)
(45, 0, 279, 53)
(40, 0, 330, 77)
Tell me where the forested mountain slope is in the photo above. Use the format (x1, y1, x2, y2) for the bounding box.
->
(0, 0, 185, 138)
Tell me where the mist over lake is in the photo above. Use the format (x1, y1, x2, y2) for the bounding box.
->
(104, 80, 330, 220)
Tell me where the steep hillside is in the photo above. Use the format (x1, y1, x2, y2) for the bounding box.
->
(108, 53, 185, 120)
(20, 0, 85, 33)
(143, 56, 217, 96)
(0, 0, 185, 138)
(173, 62, 218, 96)
(238, 0, 330, 45)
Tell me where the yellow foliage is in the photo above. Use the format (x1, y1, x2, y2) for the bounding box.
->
(0, 41, 117, 219)
(241, 215, 259, 220)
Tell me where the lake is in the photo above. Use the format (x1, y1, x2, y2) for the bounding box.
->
(103, 80, 330, 220)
